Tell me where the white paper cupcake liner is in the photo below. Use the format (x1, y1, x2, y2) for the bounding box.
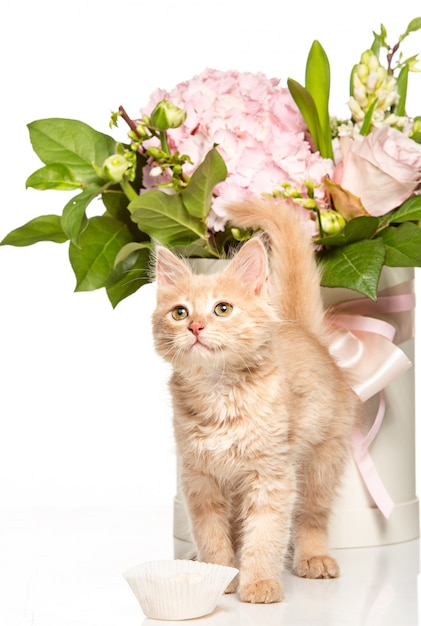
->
(123, 559, 238, 620)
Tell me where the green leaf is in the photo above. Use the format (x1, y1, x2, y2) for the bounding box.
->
(410, 115, 421, 144)
(26, 164, 84, 191)
(305, 40, 333, 159)
(383, 195, 421, 223)
(315, 216, 380, 247)
(102, 188, 130, 219)
(102, 187, 151, 242)
(359, 98, 378, 135)
(107, 247, 151, 307)
(181, 147, 227, 219)
(69, 216, 133, 291)
(371, 24, 387, 56)
(27, 118, 116, 184)
(314, 215, 380, 247)
(394, 65, 409, 117)
(377, 222, 421, 266)
(170, 239, 218, 258)
(0, 215, 68, 246)
(114, 241, 153, 266)
(349, 64, 358, 97)
(318, 239, 386, 300)
(61, 182, 104, 245)
(287, 77, 322, 153)
(129, 190, 207, 247)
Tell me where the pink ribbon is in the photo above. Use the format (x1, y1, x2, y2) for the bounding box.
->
(327, 281, 415, 518)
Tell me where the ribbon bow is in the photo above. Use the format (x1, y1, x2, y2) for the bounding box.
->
(327, 280, 415, 518)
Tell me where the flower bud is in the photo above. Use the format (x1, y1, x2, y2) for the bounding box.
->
(320, 210, 346, 234)
(371, 109, 386, 124)
(348, 97, 364, 122)
(149, 166, 163, 177)
(102, 154, 132, 182)
(282, 187, 301, 199)
(365, 71, 379, 94)
(349, 47, 399, 126)
(146, 146, 167, 160)
(295, 197, 318, 210)
(364, 50, 380, 72)
(135, 123, 149, 138)
(356, 64, 369, 82)
(149, 100, 187, 131)
(352, 83, 368, 107)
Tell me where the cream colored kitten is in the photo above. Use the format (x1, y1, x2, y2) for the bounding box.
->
(152, 197, 361, 604)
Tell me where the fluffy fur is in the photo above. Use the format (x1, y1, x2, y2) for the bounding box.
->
(151, 197, 361, 604)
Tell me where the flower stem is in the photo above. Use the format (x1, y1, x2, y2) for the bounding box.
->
(119, 105, 139, 135)
(120, 178, 138, 202)
(315, 207, 325, 239)
(159, 130, 170, 154)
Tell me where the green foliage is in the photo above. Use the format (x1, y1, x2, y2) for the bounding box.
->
(304, 41, 333, 159)
(288, 40, 333, 159)
(394, 66, 409, 116)
(287, 78, 322, 151)
(319, 239, 386, 299)
(61, 183, 104, 245)
(181, 148, 227, 219)
(377, 222, 421, 266)
(129, 191, 206, 247)
(401, 17, 421, 39)
(314, 216, 380, 247)
(2, 19, 421, 307)
(27, 118, 117, 184)
(26, 164, 84, 191)
(1, 215, 68, 246)
(69, 216, 134, 291)
(383, 195, 421, 223)
(107, 247, 151, 307)
(1, 117, 228, 307)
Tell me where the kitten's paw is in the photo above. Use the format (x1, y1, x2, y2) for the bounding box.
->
(239, 578, 284, 603)
(293, 555, 339, 579)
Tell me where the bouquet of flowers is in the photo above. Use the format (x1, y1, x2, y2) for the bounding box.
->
(2, 18, 421, 307)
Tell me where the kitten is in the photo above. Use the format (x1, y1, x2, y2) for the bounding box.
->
(152, 197, 361, 603)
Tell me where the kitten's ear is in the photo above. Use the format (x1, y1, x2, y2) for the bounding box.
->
(227, 238, 268, 295)
(154, 246, 191, 286)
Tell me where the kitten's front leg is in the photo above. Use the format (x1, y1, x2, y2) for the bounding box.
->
(237, 472, 295, 603)
(181, 467, 237, 577)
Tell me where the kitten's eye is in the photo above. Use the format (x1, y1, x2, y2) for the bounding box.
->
(171, 306, 188, 320)
(214, 302, 233, 317)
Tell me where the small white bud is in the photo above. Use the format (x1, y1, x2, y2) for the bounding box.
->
(149, 166, 163, 177)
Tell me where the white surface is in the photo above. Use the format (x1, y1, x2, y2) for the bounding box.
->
(1, 506, 419, 625)
(0, 1, 420, 625)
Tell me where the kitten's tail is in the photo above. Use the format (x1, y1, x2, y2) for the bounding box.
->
(225, 197, 325, 335)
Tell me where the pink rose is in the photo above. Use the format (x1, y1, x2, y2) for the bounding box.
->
(333, 127, 421, 216)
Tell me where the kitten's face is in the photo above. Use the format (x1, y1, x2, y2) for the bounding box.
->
(152, 241, 277, 371)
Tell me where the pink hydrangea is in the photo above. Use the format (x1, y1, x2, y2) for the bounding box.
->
(140, 68, 334, 231)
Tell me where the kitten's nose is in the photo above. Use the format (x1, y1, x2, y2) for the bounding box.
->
(189, 321, 205, 337)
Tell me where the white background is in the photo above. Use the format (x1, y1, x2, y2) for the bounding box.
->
(0, 1, 419, 511)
